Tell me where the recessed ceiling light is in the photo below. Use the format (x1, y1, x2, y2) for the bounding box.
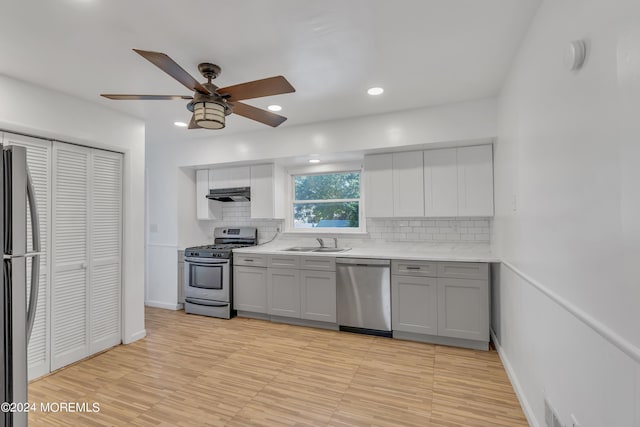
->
(309, 159, 320, 163)
(267, 105, 282, 112)
(367, 87, 384, 96)
(174, 121, 188, 127)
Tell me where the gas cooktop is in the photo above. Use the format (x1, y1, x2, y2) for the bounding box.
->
(184, 227, 258, 259)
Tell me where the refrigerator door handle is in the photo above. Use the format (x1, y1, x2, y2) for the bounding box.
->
(25, 170, 40, 343)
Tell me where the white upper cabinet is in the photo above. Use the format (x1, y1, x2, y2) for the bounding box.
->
(424, 148, 458, 217)
(364, 144, 493, 219)
(250, 164, 284, 219)
(209, 166, 250, 189)
(364, 153, 394, 217)
(457, 145, 494, 216)
(196, 169, 222, 220)
(392, 151, 424, 217)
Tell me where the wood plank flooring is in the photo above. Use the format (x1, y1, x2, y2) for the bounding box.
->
(28, 307, 527, 426)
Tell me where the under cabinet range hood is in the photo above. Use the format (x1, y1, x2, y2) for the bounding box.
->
(206, 187, 251, 202)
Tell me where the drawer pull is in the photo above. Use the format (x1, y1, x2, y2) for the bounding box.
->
(405, 266, 421, 270)
(244, 259, 254, 262)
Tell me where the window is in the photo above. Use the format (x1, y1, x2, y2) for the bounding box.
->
(290, 171, 362, 232)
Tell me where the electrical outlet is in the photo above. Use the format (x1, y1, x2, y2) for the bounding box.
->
(570, 414, 580, 427)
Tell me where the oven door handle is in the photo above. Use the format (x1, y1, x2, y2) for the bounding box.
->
(186, 261, 227, 268)
(185, 297, 230, 307)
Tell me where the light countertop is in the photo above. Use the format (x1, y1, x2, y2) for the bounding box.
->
(233, 240, 499, 263)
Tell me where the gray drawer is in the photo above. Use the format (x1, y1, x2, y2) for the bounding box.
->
(392, 260, 438, 277)
(268, 254, 300, 268)
(437, 262, 488, 280)
(234, 254, 267, 267)
(300, 256, 336, 272)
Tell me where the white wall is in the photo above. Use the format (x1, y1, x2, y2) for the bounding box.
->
(0, 74, 146, 344)
(493, 0, 640, 425)
(145, 97, 498, 308)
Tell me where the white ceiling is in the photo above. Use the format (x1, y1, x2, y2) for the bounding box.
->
(0, 0, 540, 140)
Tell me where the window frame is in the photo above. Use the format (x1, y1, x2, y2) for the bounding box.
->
(286, 164, 365, 234)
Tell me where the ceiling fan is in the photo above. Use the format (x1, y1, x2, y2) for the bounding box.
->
(101, 49, 295, 129)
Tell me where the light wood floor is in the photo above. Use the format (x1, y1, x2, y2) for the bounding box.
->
(29, 307, 527, 426)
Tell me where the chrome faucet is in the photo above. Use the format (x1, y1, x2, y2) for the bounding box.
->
(316, 238, 325, 247)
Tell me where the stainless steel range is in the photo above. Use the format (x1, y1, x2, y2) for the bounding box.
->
(184, 227, 257, 319)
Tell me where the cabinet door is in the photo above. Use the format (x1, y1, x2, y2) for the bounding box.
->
(437, 278, 489, 341)
(210, 166, 251, 189)
(301, 270, 336, 323)
(196, 169, 222, 220)
(250, 164, 284, 218)
(391, 275, 437, 334)
(457, 145, 494, 216)
(229, 166, 251, 188)
(234, 266, 268, 313)
(424, 148, 458, 217)
(392, 151, 424, 217)
(208, 167, 228, 189)
(89, 150, 122, 355)
(364, 154, 393, 217)
(51, 142, 91, 370)
(268, 268, 301, 318)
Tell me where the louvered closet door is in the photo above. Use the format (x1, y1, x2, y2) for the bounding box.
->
(51, 142, 90, 370)
(89, 150, 122, 354)
(4, 133, 52, 380)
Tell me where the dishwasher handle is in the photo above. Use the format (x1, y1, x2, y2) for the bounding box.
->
(336, 258, 390, 266)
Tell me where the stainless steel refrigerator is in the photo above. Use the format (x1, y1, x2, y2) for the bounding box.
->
(1, 144, 41, 427)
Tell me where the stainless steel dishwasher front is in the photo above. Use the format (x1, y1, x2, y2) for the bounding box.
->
(336, 258, 391, 337)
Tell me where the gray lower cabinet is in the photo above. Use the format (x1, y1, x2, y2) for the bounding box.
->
(391, 260, 489, 348)
(391, 275, 437, 335)
(234, 252, 337, 325)
(300, 270, 336, 322)
(268, 268, 301, 318)
(437, 277, 488, 341)
(234, 266, 268, 313)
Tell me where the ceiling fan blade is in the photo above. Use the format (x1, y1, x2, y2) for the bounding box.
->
(101, 94, 193, 100)
(133, 49, 210, 95)
(218, 76, 295, 102)
(232, 102, 287, 127)
(188, 115, 201, 129)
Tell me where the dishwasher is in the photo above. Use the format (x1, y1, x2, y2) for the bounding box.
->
(336, 258, 391, 337)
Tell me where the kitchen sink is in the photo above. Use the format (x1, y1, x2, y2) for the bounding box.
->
(282, 246, 351, 253)
(313, 247, 351, 253)
(282, 247, 320, 252)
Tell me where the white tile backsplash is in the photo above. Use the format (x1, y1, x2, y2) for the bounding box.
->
(206, 202, 283, 243)
(205, 202, 491, 244)
(366, 217, 492, 243)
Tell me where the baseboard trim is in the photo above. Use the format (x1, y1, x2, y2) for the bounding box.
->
(124, 329, 146, 344)
(145, 300, 183, 310)
(491, 329, 539, 427)
(501, 261, 640, 364)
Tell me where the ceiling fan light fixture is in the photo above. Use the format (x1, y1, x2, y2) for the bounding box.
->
(193, 101, 226, 129)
